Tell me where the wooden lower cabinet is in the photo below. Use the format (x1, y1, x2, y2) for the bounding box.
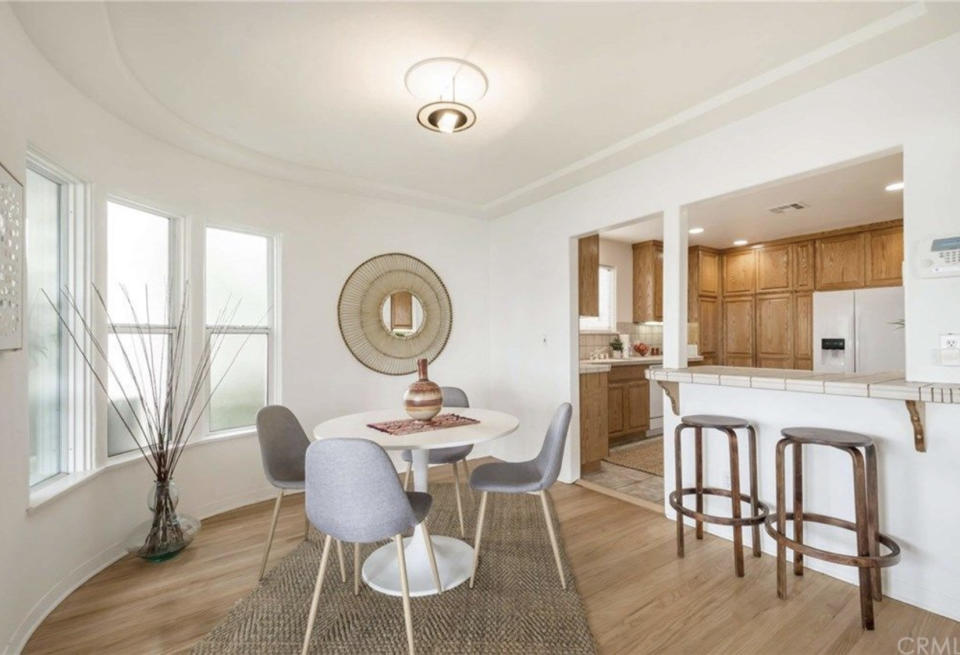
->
(756, 293, 794, 369)
(722, 296, 755, 366)
(607, 366, 650, 442)
(579, 371, 608, 471)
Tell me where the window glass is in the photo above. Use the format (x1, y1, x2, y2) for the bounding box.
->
(205, 228, 268, 326)
(107, 202, 170, 324)
(209, 333, 268, 432)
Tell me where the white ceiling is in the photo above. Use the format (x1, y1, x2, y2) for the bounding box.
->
(12, 3, 959, 218)
(601, 151, 903, 248)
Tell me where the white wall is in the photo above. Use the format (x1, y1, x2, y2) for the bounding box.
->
(489, 32, 960, 618)
(598, 238, 633, 325)
(0, 7, 490, 651)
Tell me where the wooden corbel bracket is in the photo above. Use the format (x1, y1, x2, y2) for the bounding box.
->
(657, 380, 680, 416)
(905, 400, 926, 452)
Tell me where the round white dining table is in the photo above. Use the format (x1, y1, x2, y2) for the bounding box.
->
(312, 407, 519, 597)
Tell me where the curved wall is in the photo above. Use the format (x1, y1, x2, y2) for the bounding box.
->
(0, 6, 493, 651)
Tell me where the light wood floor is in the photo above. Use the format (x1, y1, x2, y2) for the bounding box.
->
(25, 462, 959, 654)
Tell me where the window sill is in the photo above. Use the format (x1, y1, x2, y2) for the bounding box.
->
(28, 469, 105, 513)
(27, 429, 258, 514)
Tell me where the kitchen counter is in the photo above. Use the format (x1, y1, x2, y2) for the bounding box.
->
(644, 365, 959, 403)
(580, 356, 703, 374)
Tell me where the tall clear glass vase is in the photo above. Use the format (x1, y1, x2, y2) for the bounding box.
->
(125, 480, 201, 562)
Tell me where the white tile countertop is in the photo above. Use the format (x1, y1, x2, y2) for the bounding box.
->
(580, 356, 703, 374)
(645, 365, 960, 403)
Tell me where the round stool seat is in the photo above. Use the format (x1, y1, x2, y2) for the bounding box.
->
(781, 427, 874, 448)
(681, 414, 751, 429)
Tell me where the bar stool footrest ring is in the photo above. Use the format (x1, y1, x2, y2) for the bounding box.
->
(669, 487, 769, 527)
(764, 511, 901, 568)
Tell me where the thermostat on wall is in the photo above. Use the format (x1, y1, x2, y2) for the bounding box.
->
(916, 235, 960, 278)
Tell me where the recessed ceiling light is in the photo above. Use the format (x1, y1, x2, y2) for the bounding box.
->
(885, 181, 904, 191)
(733, 239, 748, 246)
(417, 102, 476, 134)
(688, 227, 705, 234)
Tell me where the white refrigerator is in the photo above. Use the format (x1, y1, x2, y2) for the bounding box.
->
(812, 287, 905, 373)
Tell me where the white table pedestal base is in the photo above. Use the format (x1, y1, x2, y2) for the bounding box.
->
(361, 534, 473, 597)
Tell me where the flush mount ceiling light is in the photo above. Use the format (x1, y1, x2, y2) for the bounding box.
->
(406, 57, 487, 134)
(688, 227, 705, 234)
(733, 239, 749, 246)
(886, 181, 904, 191)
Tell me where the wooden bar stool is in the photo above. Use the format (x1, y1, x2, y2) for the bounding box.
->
(764, 427, 901, 630)
(670, 415, 769, 577)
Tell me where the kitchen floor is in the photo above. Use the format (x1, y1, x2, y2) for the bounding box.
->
(582, 439, 665, 504)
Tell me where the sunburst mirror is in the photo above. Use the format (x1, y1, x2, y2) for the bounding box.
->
(338, 253, 452, 375)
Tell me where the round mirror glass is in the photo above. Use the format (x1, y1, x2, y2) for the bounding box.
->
(380, 291, 425, 338)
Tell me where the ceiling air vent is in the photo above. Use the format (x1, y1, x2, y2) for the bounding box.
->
(768, 201, 809, 214)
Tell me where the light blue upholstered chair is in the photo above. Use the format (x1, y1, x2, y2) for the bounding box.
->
(401, 386, 473, 537)
(468, 403, 572, 590)
(255, 406, 345, 582)
(302, 438, 442, 655)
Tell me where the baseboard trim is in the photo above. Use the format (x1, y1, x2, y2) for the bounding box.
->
(6, 485, 279, 655)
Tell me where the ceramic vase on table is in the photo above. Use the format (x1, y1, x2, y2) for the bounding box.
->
(404, 358, 443, 420)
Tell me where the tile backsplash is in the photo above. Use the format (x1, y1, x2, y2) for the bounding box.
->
(579, 322, 699, 359)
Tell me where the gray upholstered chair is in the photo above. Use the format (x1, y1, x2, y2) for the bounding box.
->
(468, 403, 572, 590)
(301, 438, 442, 655)
(401, 386, 473, 537)
(255, 406, 345, 582)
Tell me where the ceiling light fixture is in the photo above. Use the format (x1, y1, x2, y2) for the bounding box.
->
(733, 239, 749, 246)
(406, 58, 487, 135)
(688, 227, 705, 234)
(885, 181, 904, 191)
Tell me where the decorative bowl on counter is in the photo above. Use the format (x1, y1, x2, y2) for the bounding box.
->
(633, 342, 649, 356)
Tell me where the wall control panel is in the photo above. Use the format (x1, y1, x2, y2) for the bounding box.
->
(917, 235, 960, 278)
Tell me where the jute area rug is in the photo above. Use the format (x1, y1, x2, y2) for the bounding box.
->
(604, 437, 664, 476)
(193, 483, 596, 654)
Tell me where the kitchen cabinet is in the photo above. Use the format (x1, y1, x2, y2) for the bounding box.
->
(794, 292, 813, 370)
(579, 371, 608, 471)
(865, 226, 904, 287)
(757, 244, 792, 292)
(816, 232, 865, 290)
(607, 365, 651, 442)
(688, 246, 721, 360)
(698, 297, 720, 361)
(756, 293, 793, 368)
(792, 240, 815, 291)
(722, 249, 756, 295)
(578, 234, 600, 316)
(633, 240, 663, 323)
(699, 249, 721, 296)
(723, 296, 754, 367)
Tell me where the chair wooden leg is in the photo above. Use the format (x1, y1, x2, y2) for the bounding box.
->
(725, 428, 744, 577)
(335, 540, 346, 583)
(395, 535, 415, 655)
(451, 463, 466, 538)
(422, 522, 443, 593)
(304, 509, 310, 541)
(462, 458, 475, 503)
(849, 447, 875, 630)
(775, 439, 788, 599)
(258, 490, 284, 580)
(674, 424, 685, 558)
(353, 543, 361, 596)
(301, 534, 333, 655)
(469, 491, 489, 588)
(793, 442, 804, 575)
(748, 426, 761, 558)
(866, 444, 883, 601)
(403, 461, 412, 491)
(540, 490, 566, 590)
(695, 426, 704, 540)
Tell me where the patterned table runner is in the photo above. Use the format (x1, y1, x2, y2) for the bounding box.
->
(367, 413, 479, 436)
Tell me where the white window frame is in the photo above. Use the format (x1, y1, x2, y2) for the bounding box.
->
(104, 197, 182, 459)
(579, 265, 618, 333)
(200, 223, 279, 437)
(26, 151, 93, 493)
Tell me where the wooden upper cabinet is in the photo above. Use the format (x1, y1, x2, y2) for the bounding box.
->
(792, 240, 815, 291)
(722, 296, 754, 365)
(816, 232, 865, 290)
(633, 240, 663, 323)
(794, 292, 813, 370)
(699, 297, 719, 356)
(865, 226, 904, 287)
(578, 234, 599, 316)
(756, 293, 793, 368)
(722, 250, 756, 295)
(699, 249, 720, 296)
(757, 244, 792, 292)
